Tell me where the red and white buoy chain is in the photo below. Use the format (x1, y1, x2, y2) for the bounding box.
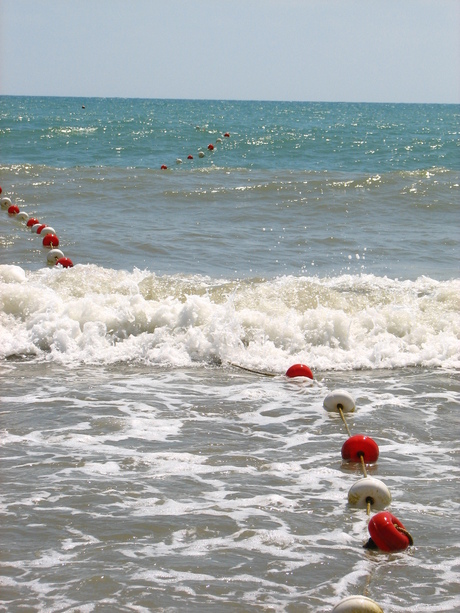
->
(0, 185, 74, 268)
(284, 367, 413, 612)
(160, 130, 231, 170)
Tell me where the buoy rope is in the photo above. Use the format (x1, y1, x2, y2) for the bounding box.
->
(229, 362, 278, 377)
(338, 405, 352, 437)
(359, 453, 369, 479)
(394, 524, 414, 546)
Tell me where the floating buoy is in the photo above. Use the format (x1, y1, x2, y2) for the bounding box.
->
(187, 155, 193, 159)
(1, 197, 12, 210)
(47, 248, 65, 265)
(285, 364, 314, 379)
(365, 511, 413, 552)
(31, 223, 43, 233)
(216, 137, 222, 143)
(36, 224, 48, 234)
(40, 227, 56, 237)
(0, 186, 2, 194)
(323, 389, 356, 413)
(16, 212, 29, 222)
(332, 595, 383, 613)
(176, 158, 183, 164)
(161, 165, 168, 170)
(348, 477, 391, 510)
(207, 144, 214, 150)
(342, 435, 379, 463)
(27, 218, 40, 227)
(56, 257, 73, 268)
(42, 234, 59, 248)
(224, 132, 230, 137)
(198, 151, 205, 158)
(8, 205, 20, 216)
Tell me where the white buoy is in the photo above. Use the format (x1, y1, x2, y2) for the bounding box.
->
(332, 595, 384, 613)
(46, 248, 65, 265)
(40, 227, 55, 236)
(1, 197, 12, 210)
(323, 389, 356, 413)
(31, 223, 43, 233)
(176, 158, 183, 164)
(216, 137, 222, 143)
(16, 212, 29, 222)
(348, 477, 391, 510)
(198, 151, 205, 158)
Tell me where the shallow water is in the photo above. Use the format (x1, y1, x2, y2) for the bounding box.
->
(1, 363, 459, 612)
(1, 97, 459, 611)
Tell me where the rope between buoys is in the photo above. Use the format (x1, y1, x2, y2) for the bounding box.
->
(359, 453, 369, 478)
(338, 405, 352, 437)
(394, 524, 414, 546)
(366, 498, 372, 517)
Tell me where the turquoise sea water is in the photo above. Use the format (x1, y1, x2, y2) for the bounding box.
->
(1, 97, 459, 612)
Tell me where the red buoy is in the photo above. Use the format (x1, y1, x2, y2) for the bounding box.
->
(187, 155, 193, 159)
(42, 234, 59, 248)
(285, 364, 314, 379)
(366, 512, 413, 552)
(161, 165, 168, 170)
(342, 434, 379, 463)
(0, 186, 2, 194)
(207, 144, 214, 150)
(224, 132, 230, 137)
(27, 218, 40, 227)
(56, 257, 73, 268)
(8, 205, 20, 216)
(36, 224, 48, 234)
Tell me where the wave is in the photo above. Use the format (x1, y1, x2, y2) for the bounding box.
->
(1, 264, 458, 371)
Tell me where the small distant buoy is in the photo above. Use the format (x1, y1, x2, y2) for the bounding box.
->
(1, 197, 12, 210)
(285, 364, 314, 379)
(187, 155, 193, 159)
(8, 205, 20, 216)
(56, 257, 73, 268)
(161, 165, 168, 170)
(27, 218, 40, 227)
(40, 227, 56, 237)
(348, 477, 391, 510)
(82, 105, 85, 109)
(365, 511, 413, 552)
(198, 151, 205, 158)
(176, 158, 183, 164)
(16, 211, 29, 222)
(0, 186, 2, 194)
(224, 133, 230, 137)
(342, 435, 379, 463)
(42, 234, 59, 248)
(323, 389, 356, 413)
(332, 595, 383, 613)
(47, 248, 65, 265)
(207, 144, 214, 150)
(216, 137, 222, 143)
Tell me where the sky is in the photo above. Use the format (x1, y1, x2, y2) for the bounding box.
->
(1, 0, 459, 104)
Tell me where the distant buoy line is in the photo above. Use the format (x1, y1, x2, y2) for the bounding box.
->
(160, 129, 231, 170)
(1, 186, 74, 268)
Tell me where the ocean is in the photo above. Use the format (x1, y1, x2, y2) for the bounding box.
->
(1, 96, 459, 612)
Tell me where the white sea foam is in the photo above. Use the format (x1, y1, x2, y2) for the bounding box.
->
(1, 264, 459, 371)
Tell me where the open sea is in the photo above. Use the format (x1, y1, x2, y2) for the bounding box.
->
(1, 96, 459, 612)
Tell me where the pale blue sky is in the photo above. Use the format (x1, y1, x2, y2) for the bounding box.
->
(1, 0, 459, 103)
